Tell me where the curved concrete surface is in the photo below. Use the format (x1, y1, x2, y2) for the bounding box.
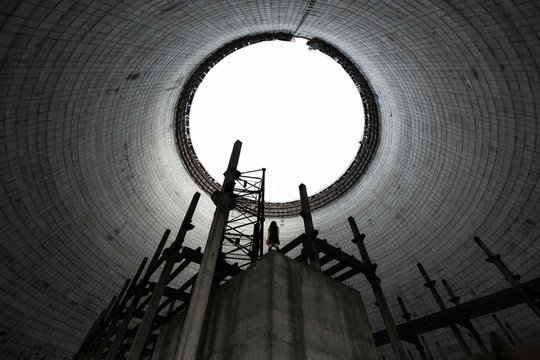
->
(1, 1, 539, 358)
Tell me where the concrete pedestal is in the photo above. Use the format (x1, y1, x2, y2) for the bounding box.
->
(153, 251, 378, 360)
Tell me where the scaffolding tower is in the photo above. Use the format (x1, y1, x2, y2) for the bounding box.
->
(220, 168, 266, 263)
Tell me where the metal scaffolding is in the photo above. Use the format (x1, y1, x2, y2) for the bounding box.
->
(220, 168, 266, 263)
(74, 179, 539, 360)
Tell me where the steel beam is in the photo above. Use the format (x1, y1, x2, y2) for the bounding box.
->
(417, 263, 471, 355)
(373, 277, 540, 345)
(441, 278, 487, 352)
(298, 184, 321, 271)
(348, 216, 408, 360)
(474, 236, 540, 319)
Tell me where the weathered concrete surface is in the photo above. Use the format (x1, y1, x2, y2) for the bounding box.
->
(200, 251, 378, 359)
(152, 251, 378, 359)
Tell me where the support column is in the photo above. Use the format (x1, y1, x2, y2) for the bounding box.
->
(435, 341, 447, 360)
(441, 279, 488, 352)
(397, 296, 427, 360)
(299, 184, 321, 271)
(417, 263, 472, 356)
(505, 322, 521, 345)
(251, 168, 265, 260)
(176, 141, 242, 359)
(492, 314, 516, 346)
(348, 217, 407, 360)
(126, 193, 200, 360)
(474, 236, 540, 319)
(420, 336, 433, 360)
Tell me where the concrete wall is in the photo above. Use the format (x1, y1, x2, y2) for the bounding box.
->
(199, 252, 378, 360)
(2, 1, 540, 358)
(152, 252, 378, 359)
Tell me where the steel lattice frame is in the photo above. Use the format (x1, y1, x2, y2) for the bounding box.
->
(220, 168, 266, 263)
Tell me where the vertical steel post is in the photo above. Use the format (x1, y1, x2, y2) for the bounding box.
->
(420, 336, 433, 360)
(417, 263, 472, 355)
(126, 193, 200, 360)
(435, 341, 447, 360)
(505, 322, 521, 345)
(398, 296, 412, 322)
(441, 279, 460, 305)
(441, 279, 488, 352)
(176, 141, 242, 359)
(396, 296, 427, 359)
(348, 216, 407, 360)
(259, 168, 265, 259)
(251, 168, 265, 260)
(492, 314, 516, 346)
(298, 183, 321, 271)
(474, 236, 540, 319)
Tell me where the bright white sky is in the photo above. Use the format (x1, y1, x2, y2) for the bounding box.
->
(190, 38, 365, 202)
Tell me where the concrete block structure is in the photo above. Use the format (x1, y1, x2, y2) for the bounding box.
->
(1, 1, 540, 359)
(153, 251, 378, 360)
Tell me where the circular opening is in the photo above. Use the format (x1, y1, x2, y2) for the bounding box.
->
(189, 38, 365, 202)
(176, 33, 379, 217)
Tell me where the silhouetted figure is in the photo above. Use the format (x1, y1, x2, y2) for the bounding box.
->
(267, 221, 280, 251)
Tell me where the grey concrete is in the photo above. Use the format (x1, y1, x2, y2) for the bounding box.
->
(176, 141, 241, 359)
(196, 251, 377, 360)
(1, 1, 540, 359)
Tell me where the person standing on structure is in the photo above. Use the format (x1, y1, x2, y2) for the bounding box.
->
(267, 221, 280, 251)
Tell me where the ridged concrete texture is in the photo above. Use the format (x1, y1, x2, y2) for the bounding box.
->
(1, 1, 539, 359)
(200, 251, 378, 359)
(153, 252, 378, 360)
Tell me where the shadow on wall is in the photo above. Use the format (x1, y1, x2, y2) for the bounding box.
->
(458, 333, 540, 360)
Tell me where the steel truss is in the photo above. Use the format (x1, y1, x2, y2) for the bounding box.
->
(220, 168, 265, 263)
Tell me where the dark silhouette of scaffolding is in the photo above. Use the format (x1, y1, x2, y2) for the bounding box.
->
(75, 143, 540, 360)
